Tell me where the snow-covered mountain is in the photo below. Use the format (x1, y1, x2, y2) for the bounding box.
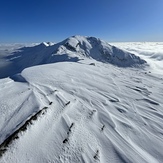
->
(0, 36, 145, 79)
(60, 36, 145, 67)
(0, 37, 163, 163)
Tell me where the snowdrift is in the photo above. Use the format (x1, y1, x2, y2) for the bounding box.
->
(0, 61, 163, 163)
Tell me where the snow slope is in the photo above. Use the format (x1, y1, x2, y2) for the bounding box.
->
(0, 43, 38, 78)
(0, 38, 163, 163)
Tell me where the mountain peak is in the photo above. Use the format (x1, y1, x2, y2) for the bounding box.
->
(2, 35, 146, 78)
(60, 35, 146, 67)
(40, 42, 55, 47)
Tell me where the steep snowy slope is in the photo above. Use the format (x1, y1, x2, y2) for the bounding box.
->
(63, 36, 145, 67)
(0, 36, 145, 79)
(0, 44, 35, 78)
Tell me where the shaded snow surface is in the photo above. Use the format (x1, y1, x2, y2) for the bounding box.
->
(0, 39, 163, 163)
(110, 42, 163, 75)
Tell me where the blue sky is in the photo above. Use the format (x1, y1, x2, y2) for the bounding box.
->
(0, 0, 163, 43)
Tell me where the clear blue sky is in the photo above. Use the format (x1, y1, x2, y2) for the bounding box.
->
(0, 0, 163, 43)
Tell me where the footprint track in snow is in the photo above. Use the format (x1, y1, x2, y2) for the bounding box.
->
(58, 100, 101, 163)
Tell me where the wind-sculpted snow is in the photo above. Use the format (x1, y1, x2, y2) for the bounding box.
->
(0, 36, 145, 79)
(0, 40, 162, 163)
(0, 61, 163, 163)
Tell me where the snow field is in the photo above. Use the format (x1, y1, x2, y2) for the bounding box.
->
(0, 60, 163, 163)
(0, 38, 163, 162)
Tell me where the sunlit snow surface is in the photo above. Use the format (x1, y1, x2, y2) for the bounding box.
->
(0, 41, 163, 163)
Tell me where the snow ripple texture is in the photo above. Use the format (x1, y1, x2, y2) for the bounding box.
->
(0, 40, 163, 163)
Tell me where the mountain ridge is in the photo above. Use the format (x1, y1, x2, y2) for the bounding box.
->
(0, 35, 146, 79)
